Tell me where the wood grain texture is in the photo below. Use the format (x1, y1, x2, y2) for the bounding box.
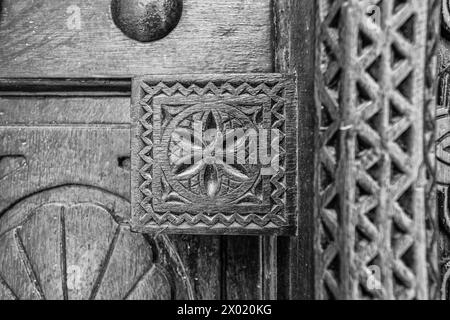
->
(169, 235, 221, 300)
(0, 97, 130, 125)
(223, 236, 261, 300)
(0, 127, 131, 210)
(0, 185, 194, 300)
(0, 96, 221, 299)
(273, 0, 316, 300)
(0, 0, 304, 300)
(0, 0, 272, 77)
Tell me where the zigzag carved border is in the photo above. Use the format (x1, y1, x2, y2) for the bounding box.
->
(131, 74, 297, 235)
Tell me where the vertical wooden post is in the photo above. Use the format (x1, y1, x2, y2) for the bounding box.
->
(273, 0, 316, 299)
(315, 0, 440, 299)
(438, 0, 450, 300)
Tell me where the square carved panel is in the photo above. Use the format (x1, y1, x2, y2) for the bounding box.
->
(131, 74, 297, 235)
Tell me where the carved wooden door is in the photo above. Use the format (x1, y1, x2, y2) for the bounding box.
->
(0, 0, 442, 301)
(0, 0, 311, 300)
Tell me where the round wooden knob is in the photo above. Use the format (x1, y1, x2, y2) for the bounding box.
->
(111, 0, 183, 42)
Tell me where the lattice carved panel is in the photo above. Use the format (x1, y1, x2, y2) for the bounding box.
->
(131, 74, 298, 235)
(315, 0, 440, 300)
(437, 71, 450, 300)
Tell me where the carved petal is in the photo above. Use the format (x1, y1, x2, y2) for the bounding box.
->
(204, 165, 220, 198)
(172, 128, 202, 150)
(174, 160, 205, 180)
(204, 111, 218, 131)
(220, 162, 249, 181)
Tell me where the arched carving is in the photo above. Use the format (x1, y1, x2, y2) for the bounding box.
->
(0, 185, 193, 300)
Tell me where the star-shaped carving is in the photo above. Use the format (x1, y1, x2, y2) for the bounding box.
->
(169, 111, 250, 198)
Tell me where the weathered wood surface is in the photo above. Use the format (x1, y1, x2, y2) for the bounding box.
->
(273, 0, 316, 300)
(438, 19, 450, 298)
(0, 0, 272, 77)
(0, 97, 130, 125)
(315, 0, 440, 299)
(0, 186, 194, 300)
(0, 0, 307, 300)
(0, 95, 221, 300)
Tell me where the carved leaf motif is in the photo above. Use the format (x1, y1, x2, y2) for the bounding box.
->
(221, 163, 249, 181)
(174, 160, 205, 180)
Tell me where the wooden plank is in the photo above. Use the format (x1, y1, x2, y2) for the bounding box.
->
(269, 0, 316, 300)
(0, 0, 272, 77)
(169, 235, 221, 300)
(0, 78, 130, 96)
(224, 236, 260, 300)
(0, 127, 132, 211)
(0, 97, 130, 125)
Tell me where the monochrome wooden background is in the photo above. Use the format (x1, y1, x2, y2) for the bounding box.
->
(0, 0, 447, 300)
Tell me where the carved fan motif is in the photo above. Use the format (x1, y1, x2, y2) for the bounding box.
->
(0, 186, 193, 300)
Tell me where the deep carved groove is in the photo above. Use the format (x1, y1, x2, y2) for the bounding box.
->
(315, 0, 439, 300)
(59, 207, 68, 300)
(13, 229, 45, 300)
(88, 226, 121, 300)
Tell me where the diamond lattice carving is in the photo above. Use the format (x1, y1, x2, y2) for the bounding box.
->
(315, 0, 439, 300)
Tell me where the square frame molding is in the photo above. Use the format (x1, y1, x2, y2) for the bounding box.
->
(131, 74, 298, 235)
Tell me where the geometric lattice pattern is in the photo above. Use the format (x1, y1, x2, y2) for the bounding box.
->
(130, 74, 298, 235)
(424, 0, 440, 300)
(315, 0, 440, 299)
(437, 62, 450, 300)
